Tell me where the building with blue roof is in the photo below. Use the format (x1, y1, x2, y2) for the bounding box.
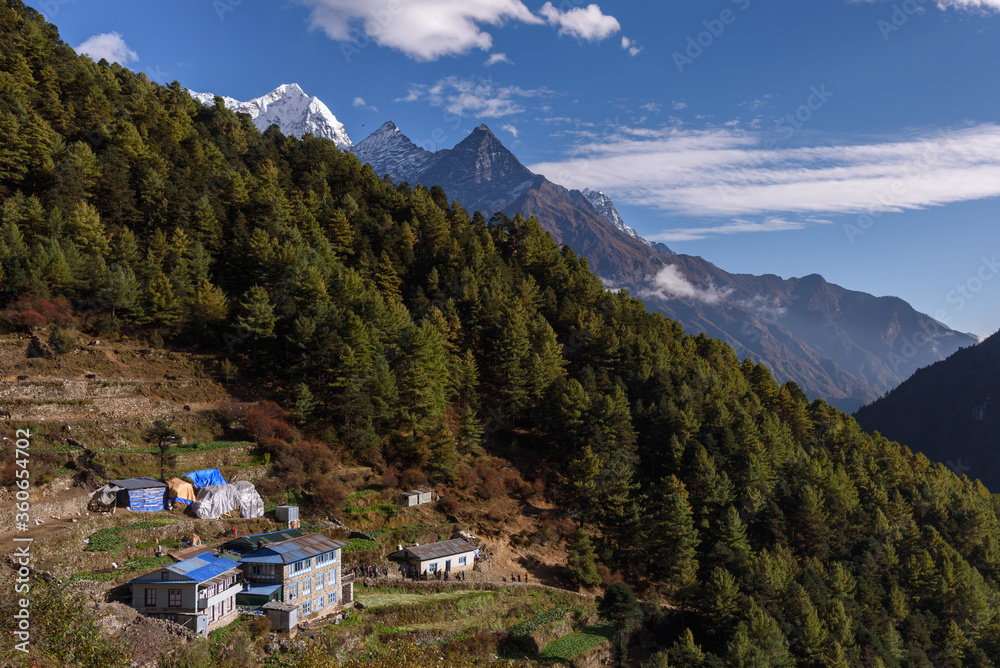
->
(128, 553, 243, 635)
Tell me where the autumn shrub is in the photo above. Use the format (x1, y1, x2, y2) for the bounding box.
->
(400, 467, 428, 489)
(311, 477, 347, 510)
(246, 401, 293, 442)
(380, 466, 399, 489)
(1, 292, 77, 329)
(438, 492, 461, 515)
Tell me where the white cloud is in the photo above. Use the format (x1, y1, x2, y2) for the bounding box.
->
(352, 96, 378, 111)
(935, 0, 1000, 11)
(641, 102, 662, 114)
(620, 36, 643, 56)
(539, 2, 620, 41)
(529, 124, 1000, 238)
(638, 265, 732, 304)
(298, 0, 543, 61)
(397, 76, 552, 118)
(672, 101, 688, 111)
(74, 32, 138, 65)
(501, 123, 519, 138)
(484, 52, 513, 66)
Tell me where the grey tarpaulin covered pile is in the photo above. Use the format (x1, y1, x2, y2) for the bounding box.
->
(89, 483, 123, 508)
(191, 482, 264, 519)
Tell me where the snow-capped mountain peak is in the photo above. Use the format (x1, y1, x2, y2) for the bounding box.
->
(581, 188, 648, 245)
(351, 121, 436, 183)
(188, 83, 353, 149)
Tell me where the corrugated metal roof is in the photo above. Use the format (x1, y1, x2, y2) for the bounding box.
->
(130, 554, 240, 584)
(243, 583, 282, 596)
(389, 538, 475, 562)
(225, 528, 307, 554)
(171, 554, 241, 582)
(239, 534, 347, 565)
(109, 477, 168, 490)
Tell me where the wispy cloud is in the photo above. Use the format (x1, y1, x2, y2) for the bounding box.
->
(529, 124, 1000, 238)
(501, 123, 519, 138)
(398, 76, 553, 118)
(74, 32, 138, 65)
(638, 265, 732, 303)
(297, 0, 543, 61)
(672, 101, 688, 111)
(539, 2, 620, 41)
(650, 217, 824, 243)
(484, 52, 513, 66)
(352, 96, 378, 112)
(621, 36, 643, 56)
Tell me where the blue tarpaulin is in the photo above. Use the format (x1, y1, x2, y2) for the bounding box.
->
(184, 468, 227, 488)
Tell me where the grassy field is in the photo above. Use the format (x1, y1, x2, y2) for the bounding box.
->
(539, 621, 614, 662)
(320, 585, 601, 665)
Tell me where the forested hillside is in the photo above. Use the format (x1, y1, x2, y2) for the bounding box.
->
(3, 1, 1000, 665)
(856, 330, 1000, 491)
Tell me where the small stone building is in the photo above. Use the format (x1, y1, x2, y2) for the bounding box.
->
(388, 538, 476, 578)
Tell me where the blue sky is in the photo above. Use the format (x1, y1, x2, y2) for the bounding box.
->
(30, 0, 1000, 337)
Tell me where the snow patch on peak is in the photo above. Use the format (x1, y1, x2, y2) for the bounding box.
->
(581, 188, 649, 245)
(187, 84, 353, 149)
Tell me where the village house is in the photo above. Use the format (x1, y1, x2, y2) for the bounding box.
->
(127, 553, 243, 635)
(238, 532, 352, 627)
(388, 538, 477, 578)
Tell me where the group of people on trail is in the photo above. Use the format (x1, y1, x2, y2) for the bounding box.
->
(505, 573, 529, 583)
(353, 564, 388, 579)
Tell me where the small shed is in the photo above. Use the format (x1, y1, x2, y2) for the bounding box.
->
(402, 488, 433, 507)
(261, 600, 299, 635)
(275, 505, 299, 523)
(109, 478, 169, 512)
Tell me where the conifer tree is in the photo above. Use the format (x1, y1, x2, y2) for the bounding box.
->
(566, 528, 601, 588)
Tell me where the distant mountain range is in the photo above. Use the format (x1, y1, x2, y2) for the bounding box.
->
(190, 84, 979, 411)
(855, 330, 1000, 489)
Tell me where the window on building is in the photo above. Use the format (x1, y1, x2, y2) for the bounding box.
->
(145, 589, 156, 606)
(168, 589, 182, 608)
(228, 596, 233, 612)
(292, 558, 312, 574)
(428, 562, 438, 573)
(317, 595, 325, 610)
(251, 564, 275, 579)
(316, 573, 325, 591)
(302, 600, 312, 616)
(161, 572, 169, 580)
(328, 591, 337, 607)
(165, 613, 178, 623)
(330, 569, 337, 585)
(288, 582, 299, 601)
(458, 556, 467, 566)
(218, 602, 224, 618)
(303, 577, 312, 596)
(208, 605, 215, 622)
(316, 551, 330, 566)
